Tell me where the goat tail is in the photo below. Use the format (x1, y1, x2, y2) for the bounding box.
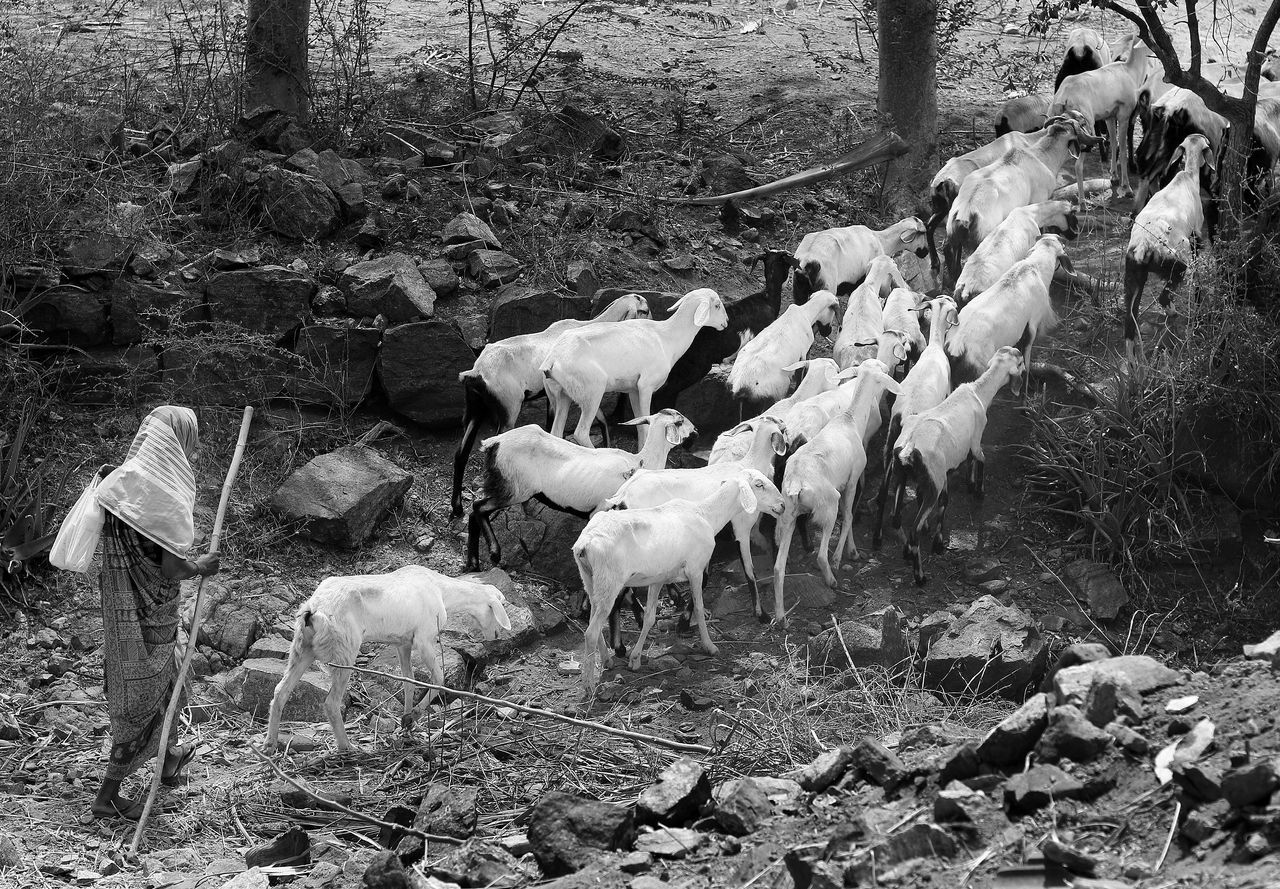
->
(290, 606, 322, 656)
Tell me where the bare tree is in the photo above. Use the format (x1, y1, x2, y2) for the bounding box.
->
(245, 0, 311, 122)
(877, 0, 939, 212)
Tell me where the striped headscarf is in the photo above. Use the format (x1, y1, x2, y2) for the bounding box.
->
(95, 406, 199, 557)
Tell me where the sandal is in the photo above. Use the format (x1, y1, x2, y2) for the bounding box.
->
(160, 744, 196, 786)
(91, 796, 144, 821)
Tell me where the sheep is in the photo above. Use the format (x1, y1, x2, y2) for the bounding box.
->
(452, 293, 650, 516)
(600, 420, 790, 624)
(709, 359, 848, 464)
(995, 95, 1050, 136)
(1133, 88, 1229, 210)
(729, 289, 840, 412)
(542, 288, 727, 448)
(1054, 27, 1112, 91)
(1123, 134, 1214, 367)
(946, 233, 1067, 384)
(1048, 33, 1150, 199)
(464, 409, 697, 572)
(771, 361, 902, 625)
(952, 201, 1080, 307)
(832, 255, 907, 370)
(888, 347, 1025, 585)
(264, 566, 512, 753)
(942, 117, 1094, 282)
(872, 295, 959, 548)
(881, 288, 928, 367)
(791, 217, 930, 304)
(574, 472, 785, 690)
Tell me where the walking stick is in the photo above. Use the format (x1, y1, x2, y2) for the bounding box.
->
(131, 406, 254, 852)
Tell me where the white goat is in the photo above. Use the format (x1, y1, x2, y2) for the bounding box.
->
(881, 287, 928, 365)
(995, 95, 1050, 136)
(575, 473, 785, 689)
(947, 234, 1067, 384)
(791, 217, 930, 302)
(888, 347, 1025, 585)
(452, 294, 650, 516)
(952, 201, 1079, 306)
(264, 567, 512, 753)
(772, 361, 902, 625)
(710, 359, 847, 463)
(1123, 133, 1214, 366)
(542, 289, 727, 448)
(465, 409, 697, 572)
(831, 255, 906, 370)
(729, 290, 840, 409)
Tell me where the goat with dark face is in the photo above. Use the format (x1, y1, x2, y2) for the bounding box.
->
(1055, 27, 1114, 147)
(1133, 88, 1229, 219)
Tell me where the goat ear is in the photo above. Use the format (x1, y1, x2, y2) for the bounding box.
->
(666, 422, 683, 445)
(881, 373, 904, 397)
(1170, 145, 1185, 170)
(737, 479, 759, 515)
(781, 360, 809, 373)
(1058, 254, 1075, 274)
(694, 299, 711, 327)
(836, 366, 861, 380)
(771, 431, 788, 456)
(492, 599, 513, 631)
(621, 416, 651, 426)
(899, 228, 915, 243)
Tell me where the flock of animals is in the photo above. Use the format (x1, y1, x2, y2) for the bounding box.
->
(263, 26, 1280, 745)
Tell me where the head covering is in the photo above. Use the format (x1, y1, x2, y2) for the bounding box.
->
(95, 406, 199, 557)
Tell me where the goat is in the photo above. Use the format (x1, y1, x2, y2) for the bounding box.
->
(709, 359, 848, 463)
(729, 290, 840, 412)
(465, 409, 696, 572)
(452, 294, 650, 516)
(996, 95, 1050, 136)
(1123, 134, 1214, 367)
(791, 217, 930, 303)
(264, 567, 512, 752)
(832, 255, 906, 370)
(872, 295, 958, 548)
(575, 473, 784, 689)
(952, 201, 1079, 306)
(771, 361, 902, 625)
(890, 347, 1025, 584)
(943, 117, 1094, 282)
(542, 289, 727, 448)
(1264, 49, 1280, 82)
(1134, 88, 1229, 210)
(881, 288, 928, 367)
(947, 233, 1067, 385)
(1055, 28, 1112, 92)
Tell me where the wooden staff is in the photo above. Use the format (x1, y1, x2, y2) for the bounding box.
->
(131, 406, 254, 852)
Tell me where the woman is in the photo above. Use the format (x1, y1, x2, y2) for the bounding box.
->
(91, 406, 219, 820)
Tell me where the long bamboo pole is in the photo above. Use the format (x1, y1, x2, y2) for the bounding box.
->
(131, 406, 254, 852)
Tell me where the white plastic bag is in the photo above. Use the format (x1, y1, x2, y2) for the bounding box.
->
(49, 473, 105, 572)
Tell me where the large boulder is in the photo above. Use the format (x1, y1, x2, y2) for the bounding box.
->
(259, 166, 340, 240)
(488, 287, 591, 341)
(205, 266, 314, 339)
(923, 596, 1048, 700)
(285, 147, 364, 190)
(109, 279, 201, 345)
(1051, 655, 1183, 705)
(269, 445, 413, 547)
(379, 321, 474, 427)
(527, 793, 635, 876)
(23, 287, 109, 346)
(61, 201, 147, 275)
(636, 758, 711, 827)
(810, 607, 911, 670)
(339, 253, 436, 322)
(418, 258, 460, 299)
(291, 320, 381, 405)
(220, 658, 335, 720)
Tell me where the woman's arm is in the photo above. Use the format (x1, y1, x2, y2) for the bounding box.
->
(160, 550, 220, 581)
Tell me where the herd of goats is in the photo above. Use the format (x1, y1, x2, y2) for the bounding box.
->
(262, 26, 1280, 744)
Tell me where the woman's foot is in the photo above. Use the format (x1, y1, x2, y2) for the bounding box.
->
(160, 743, 196, 786)
(92, 783, 144, 821)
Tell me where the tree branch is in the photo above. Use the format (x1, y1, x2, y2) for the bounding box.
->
(1186, 0, 1202, 77)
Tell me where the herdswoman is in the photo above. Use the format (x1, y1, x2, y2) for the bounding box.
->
(91, 406, 219, 819)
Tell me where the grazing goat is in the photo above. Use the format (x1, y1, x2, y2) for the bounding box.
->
(996, 95, 1050, 136)
(1134, 87, 1229, 209)
(575, 473, 784, 689)
(452, 294, 649, 516)
(832, 255, 907, 370)
(772, 361, 902, 625)
(729, 290, 840, 412)
(792, 217, 930, 303)
(465, 409, 696, 571)
(873, 295, 958, 548)
(543, 289, 727, 448)
(889, 347, 1025, 585)
(947, 234, 1067, 384)
(943, 117, 1094, 282)
(1123, 134, 1214, 367)
(264, 567, 512, 752)
(952, 201, 1079, 306)
(1054, 28, 1112, 91)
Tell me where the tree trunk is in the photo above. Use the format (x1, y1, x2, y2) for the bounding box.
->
(877, 0, 938, 214)
(245, 0, 311, 123)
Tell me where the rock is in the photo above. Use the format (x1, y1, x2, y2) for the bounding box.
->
(418, 258, 460, 298)
(618, 851, 652, 874)
(339, 253, 436, 322)
(23, 287, 108, 346)
(663, 253, 696, 273)
(527, 792, 635, 876)
(1042, 837, 1098, 876)
(785, 852, 844, 889)
(844, 824, 958, 884)
(334, 183, 368, 220)
(445, 239, 487, 261)
(811, 607, 911, 669)
(380, 173, 407, 200)
(259, 167, 340, 240)
(1174, 761, 1223, 801)
(1003, 764, 1086, 815)
(1105, 722, 1149, 755)
(0, 834, 20, 868)
(533, 105, 624, 160)
(637, 758, 711, 826)
(385, 126, 456, 164)
(245, 825, 310, 868)
(378, 321, 474, 427)
(1035, 705, 1113, 763)
(221, 658, 334, 720)
(61, 201, 147, 274)
(1082, 673, 1145, 726)
(963, 558, 1003, 584)
(938, 743, 981, 784)
(1181, 799, 1229, 844)
(360, 850, 411, 889)
(286, 148, 363, 190)
(848, 738, 908, 789)
(1040, 642, 1112, 693)
(933, 781, 989, 822)
(468, 250, 523, 287)
(796, 745, 854, 792)
(923, 596, 1048, 700)
(634, 827, 704, 859)
(1243, 630, 1280, 659)
(160, 343, 297, 405)
(1063, 559, 1129, 619)
(199, 606, 259, 660)
(427, 839, 526, 888)
(270, 445, 413, 547)
(1220, 759, 1280, 809)
(167, 158, 203, 195)
(442, 213, 502, 250)
(976, 692, 1050, 767)
(488, 287, 591, 341)
(679, 689, 715, 712)
(395, 786, 478, 863)
(311, 285, 346, 316)
(292, 320, 381, 405)
(206, 266, 313, 339)
(713, 778, 771, 836)
(248, 636, 292, 659)
(1052, 656, 1183, 705)
(220, 869, 269, 889)
(566, 261, 598, 297)
(109, 279, 200, 345)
